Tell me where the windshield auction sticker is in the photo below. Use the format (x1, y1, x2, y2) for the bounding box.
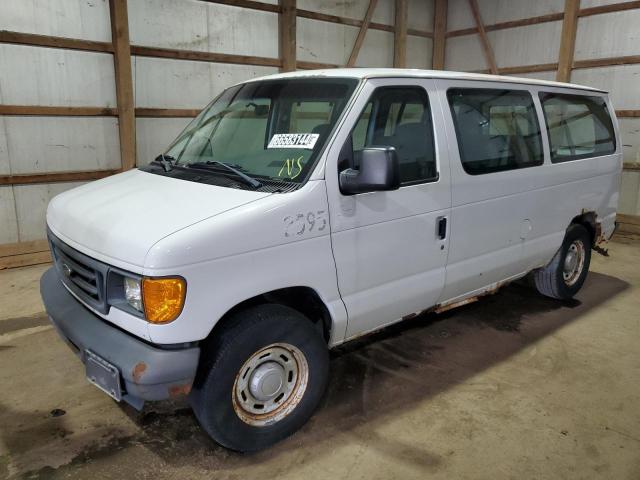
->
(268, 133, 319, 150)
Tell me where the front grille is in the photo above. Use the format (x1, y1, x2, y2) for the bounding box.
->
(48, 230, 110, 314)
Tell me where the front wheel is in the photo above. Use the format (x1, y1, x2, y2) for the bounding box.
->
(534, 224, 592, 300)
(190, 304, 329, 452)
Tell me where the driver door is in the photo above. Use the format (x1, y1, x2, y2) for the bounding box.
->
(325, 78, 451, 340)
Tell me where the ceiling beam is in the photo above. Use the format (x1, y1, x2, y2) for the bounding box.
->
(346, 0, 378, 67)
(468, 0, 498, 74)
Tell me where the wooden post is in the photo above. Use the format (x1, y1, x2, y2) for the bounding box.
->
(109, 0, 136, 170)
(468, 0, 498, 74)
(394, 0, 408, 68)
(432, 0, 447, 69)
(556, 0, 581, 82)
(347, 0, 378, 67)
(279, 0, 296, 71)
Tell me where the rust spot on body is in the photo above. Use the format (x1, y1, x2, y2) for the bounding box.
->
(132, 362, 147, 384)
(168, 383, 192, 398)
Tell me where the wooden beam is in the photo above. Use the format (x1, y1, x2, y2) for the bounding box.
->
(0, 170, 120, 186)
(616, 110, 640, 118)
(296, 9, 394, 33)
(279, 0, 296, 72)
(346, 0, 378, 67)
(0, 240, 50, 258)
(0, 251, 52, 270)
(135, 108, 201, 118)
(579, 0, 640, 17)
(468, 0, 498, 74)
(394, 0, 408, 68)
(296, 60, 340, 70)
(432, 0, 447, 70)
(109, 0, 136, 171)
(0, 30, 114, 53)
(407, 28, 433, 38)
(447, 12, 564, 38)
(0, 105, 118, 116)
(131, 45, 281, 67)
(556, 0, 581, 82)
(573, 54, 640, 69)
(198, 0, 280, 13)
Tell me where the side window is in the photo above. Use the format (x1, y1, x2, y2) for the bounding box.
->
(350, 86, 437, 185)
(539, 93, 616, 162)
(447, 88, 544, 175)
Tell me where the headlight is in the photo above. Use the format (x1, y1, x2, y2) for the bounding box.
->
(124, 277, 143, 312)
(142, 277, 186, 324)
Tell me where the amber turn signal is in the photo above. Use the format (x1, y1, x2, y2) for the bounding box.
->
(142, 277, 186, 324)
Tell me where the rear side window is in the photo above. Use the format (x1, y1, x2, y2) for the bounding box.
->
(447, 88, 544, 175)
(351, 86, 437, 185)
(539, 93, 616, 162)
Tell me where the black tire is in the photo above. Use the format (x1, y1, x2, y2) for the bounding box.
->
(189, 304, 329, 452)
(534, 224, 592, 300)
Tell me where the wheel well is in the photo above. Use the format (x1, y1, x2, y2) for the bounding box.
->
(207, 287, 333, 344)
(570, 212, 597, 245)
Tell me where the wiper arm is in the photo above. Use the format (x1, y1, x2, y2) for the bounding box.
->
(152, 154, 176, 172)
(188, 161, 262, 189)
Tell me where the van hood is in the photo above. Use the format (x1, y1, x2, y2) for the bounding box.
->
(47, 169, 271, 269)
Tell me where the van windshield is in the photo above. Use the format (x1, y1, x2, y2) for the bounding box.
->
(161, 78, 358, 184)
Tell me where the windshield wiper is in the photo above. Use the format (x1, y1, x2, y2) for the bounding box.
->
(188, 161, 263, 189)
(152, 154, 176, 172)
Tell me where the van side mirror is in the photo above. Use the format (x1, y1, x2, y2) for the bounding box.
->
(339, 147, 401, 195)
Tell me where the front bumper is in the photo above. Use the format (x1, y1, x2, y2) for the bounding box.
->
(40, 267, 200, 409)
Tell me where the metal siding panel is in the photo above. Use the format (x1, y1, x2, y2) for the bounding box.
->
(406, 36, 433, 69)
(355, 29, 394, 68)
(296, 17, 356, 65)
(575, 10, 640, 60)
(135, 117, 192, 166)
(0, 44, 116, 107)
(0, 0, 112, 42)
(572, 65, 640, 109)
(133, 56, 278, 109)
(0, 186, 19, 244)
(488, 21, 563, 69)
(14, 182, 86, 242)
(128, 0, 279, 58)
(2, 117, 121, 175)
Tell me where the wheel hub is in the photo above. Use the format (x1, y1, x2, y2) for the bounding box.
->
(232, 343, 309, 427)
(248, 361, 285, 401)
(563, 240, 585, 286)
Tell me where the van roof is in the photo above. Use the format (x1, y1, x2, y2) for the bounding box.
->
(249, 68, 606, 94)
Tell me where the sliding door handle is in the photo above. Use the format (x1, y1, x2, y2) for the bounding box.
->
(437, 216, 447, 240)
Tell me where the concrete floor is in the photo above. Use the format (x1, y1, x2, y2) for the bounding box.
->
(1, 236, 639, 479)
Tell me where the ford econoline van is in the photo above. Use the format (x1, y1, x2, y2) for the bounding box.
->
(40, 69, 620, 451)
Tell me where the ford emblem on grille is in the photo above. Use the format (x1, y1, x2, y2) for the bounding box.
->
(62, 263, 72, 278)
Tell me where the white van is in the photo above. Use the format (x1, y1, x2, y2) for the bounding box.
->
(41, 69, 620, 451)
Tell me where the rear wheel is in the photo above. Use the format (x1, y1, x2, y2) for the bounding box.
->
(190, 304, 329, 452)
(534, 224, 592, 300)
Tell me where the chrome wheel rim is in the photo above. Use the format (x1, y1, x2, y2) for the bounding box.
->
(563, 239, 586, 286)
(232, 343, 308, 427)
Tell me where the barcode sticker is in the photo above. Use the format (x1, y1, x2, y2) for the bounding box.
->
(267, 133, 319, 150)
